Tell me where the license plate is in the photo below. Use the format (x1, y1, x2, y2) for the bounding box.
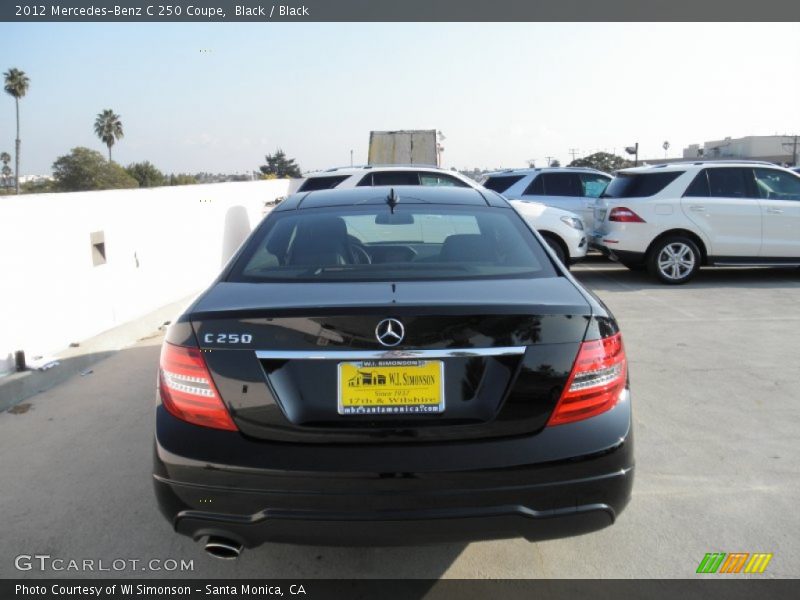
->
(338, 360, 444, 415)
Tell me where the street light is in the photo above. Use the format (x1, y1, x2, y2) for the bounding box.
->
(625, 143, 639, 167)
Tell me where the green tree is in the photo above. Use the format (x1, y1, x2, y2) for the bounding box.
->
(93, 109, 124, 161)
(4, 67, 30, 194)
(0, 151, 11, 189)
(21, 178, 55, 194)
(259, 149, 302, 178)
(568, 152, 632, 173)
(52, 147, 139, 192)
(168, 173, 198, 186)
(126, 161, 166, 187)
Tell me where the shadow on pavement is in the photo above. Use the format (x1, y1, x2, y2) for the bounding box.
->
(0, 341, 467, 580)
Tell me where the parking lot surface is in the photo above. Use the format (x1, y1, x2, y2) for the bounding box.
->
(1, 259, 798, 578)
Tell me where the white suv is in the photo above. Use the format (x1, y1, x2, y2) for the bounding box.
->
(296, 166, 588, 265)
(481, 167, 612, 232)
(593, 161, 800, 284)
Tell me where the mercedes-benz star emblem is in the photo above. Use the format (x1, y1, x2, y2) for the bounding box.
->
(375, 318, 405, 347)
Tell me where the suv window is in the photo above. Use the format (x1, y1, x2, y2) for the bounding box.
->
(526, 173, 582, 197)
(357, 171, 421, 186)
(482, 175, 525, 193)
(580, 173, 611, 198)
(603, 171, 683, 198)
(418, 173, 470, 187)
(753, 168, 800, 201)
(297, 175, 349, 192)
(683, 171, 710, 197)
(706, 168, 751, 198)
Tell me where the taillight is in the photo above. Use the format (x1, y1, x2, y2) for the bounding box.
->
(158, 342, 237, 431)
(548, 333, 627, 426)
(609, 207, 645, 223)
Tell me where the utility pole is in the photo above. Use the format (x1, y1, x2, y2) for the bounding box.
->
(350, 149, 353, 167)
(568, 148, 579, 163)
(545, 156, 553, 167)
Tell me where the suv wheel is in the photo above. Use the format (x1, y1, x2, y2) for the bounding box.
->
(542, 234, 569, 269)
(648, 237, 700, 284)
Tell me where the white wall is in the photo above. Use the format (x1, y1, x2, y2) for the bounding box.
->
(0, 179, 291, 374)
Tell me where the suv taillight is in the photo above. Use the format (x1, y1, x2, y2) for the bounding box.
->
(158, 342, 237, 431)
(547, 333, 627, 426)
(609, 207, 645, 222)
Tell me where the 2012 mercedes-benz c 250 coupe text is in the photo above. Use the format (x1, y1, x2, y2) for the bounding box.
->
(153, 186, 633, 557)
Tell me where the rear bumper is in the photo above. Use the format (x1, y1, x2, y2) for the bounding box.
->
(590, 235, 646, 265)
(153, 392, 634, 547)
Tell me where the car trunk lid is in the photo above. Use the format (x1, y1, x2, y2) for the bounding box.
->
(191, 278, 592, 443)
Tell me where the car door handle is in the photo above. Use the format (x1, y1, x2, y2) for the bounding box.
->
(766, 207, 783, 214)
(689, 205, 706, 212)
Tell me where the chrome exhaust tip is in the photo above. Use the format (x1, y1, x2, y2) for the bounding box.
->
(204, 536, 243, 560)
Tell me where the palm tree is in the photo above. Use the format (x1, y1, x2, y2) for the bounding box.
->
(0, 151, 11, 189)
(94, 109, 124, 161)
(3, 68, 30, 194)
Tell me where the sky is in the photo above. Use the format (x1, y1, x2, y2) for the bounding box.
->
(1, 22, 799, 176)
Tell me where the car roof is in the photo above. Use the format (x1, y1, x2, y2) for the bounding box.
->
(304, 165, 449, 177)
(618, 160, 779, 174)
(483, 167, 609, 176)
(276, 185, 508, 211)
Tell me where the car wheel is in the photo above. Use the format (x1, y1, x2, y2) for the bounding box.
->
(648, 236, 700, 284)
(543, 235, 568, 269)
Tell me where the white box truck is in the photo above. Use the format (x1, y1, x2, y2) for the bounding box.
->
(368, 130, 439, 166)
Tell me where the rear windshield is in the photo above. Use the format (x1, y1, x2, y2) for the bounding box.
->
(228, 205, 556, 282)
(602, 171, 684, 198)
(482, 175, 525, 193)
(297, 175, 349, 192)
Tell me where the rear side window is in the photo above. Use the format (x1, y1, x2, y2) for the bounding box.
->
(297, 175, 349, 192)
(357, 171, 421, 186)
(683, 171, 710, 197)
(580, 173, 611, 198)
(418, 173, 470, 187)
(482, 175, 525, 193)
(706, 168, 751, 198)
(532, 173, 583, 197)
(753, 168, 800, 200)
(603, 171, 683, 198)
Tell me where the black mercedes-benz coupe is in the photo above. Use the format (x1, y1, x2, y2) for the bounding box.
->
(153, 186, 633, 557)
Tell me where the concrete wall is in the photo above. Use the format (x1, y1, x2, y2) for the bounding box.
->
(0, 179, 292, 375)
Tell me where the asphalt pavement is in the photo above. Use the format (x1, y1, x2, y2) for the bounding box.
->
(1, 259, 798, 578)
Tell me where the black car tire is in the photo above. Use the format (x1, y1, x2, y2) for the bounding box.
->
(647, 236, 701, 284)
(542, 234, 569, 270)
